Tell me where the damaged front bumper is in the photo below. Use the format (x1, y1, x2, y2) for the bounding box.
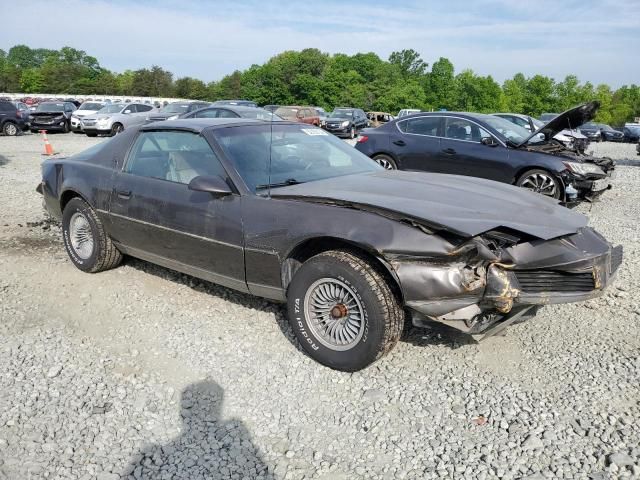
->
(398, 227, 623, 339)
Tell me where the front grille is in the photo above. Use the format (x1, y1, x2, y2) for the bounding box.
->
(83, 120, 96, 126)
(514, 270, 595, 293)
(611, 245, 623, 273)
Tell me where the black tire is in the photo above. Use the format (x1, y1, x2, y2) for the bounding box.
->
(2, 121, 19, 136)
(515, 169, 562, 199)
(86, 133, 98, 137)
(61, 197, 122, 273)
(62, 121, 70, 133)
(372, 154, 397, 170)
(287, 250, 404, 371)
(110, 123, 123, 136)
(349, 126, 356, 139)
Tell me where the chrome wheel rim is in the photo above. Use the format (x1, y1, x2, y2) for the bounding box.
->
(375, 157, 395, 170)
(520, 173, 557, 197)
(69, 212, 94, 259)
(5, 123, 17, 135)
(304, 278, 365, 351)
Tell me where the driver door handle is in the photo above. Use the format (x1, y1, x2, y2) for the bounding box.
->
(442, 148, 456, 155)
(116, 189, 131, 199)
(392, 140, 406, 146)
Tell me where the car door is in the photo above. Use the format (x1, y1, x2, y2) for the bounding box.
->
(438, 117, 511, 182)
(108, 129, 246, 291)
(389, 116, 443, 170)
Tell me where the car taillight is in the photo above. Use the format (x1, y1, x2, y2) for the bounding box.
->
(357, 135, 368, 143)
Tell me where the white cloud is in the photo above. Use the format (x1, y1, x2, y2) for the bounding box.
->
(0, 0, 638, 86)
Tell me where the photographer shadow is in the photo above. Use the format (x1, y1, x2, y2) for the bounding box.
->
(122, 380, 274, 479)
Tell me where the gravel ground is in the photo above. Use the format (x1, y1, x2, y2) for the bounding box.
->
(1, 132, 639, 480)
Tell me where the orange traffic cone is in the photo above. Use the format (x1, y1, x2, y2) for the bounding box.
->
(40, 130, 56, 156)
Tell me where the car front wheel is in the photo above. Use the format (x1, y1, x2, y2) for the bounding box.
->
(516, 169, 561, 199)
(3, 122, 18, 136)
(62, 197, 122, 273)
(287, 250, 404, 371)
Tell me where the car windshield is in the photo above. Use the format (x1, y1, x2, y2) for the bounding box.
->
(531, 118, 545, 129)
(161, 103, 191, 114)
(330, 110, 354, 118)
(98, 104, 124, 114)
(238, 109, 282, 121)
(36, 102, 65, 112)
(213, 124, 381, 192)
(481, 115, 543, 145)
(601, 124, 614, 131)
(582, 122, 597, 129)
(78, 102, 103, 111)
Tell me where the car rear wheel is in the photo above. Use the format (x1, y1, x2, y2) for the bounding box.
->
(516, 169, 561, 199)
(373, 154, 397, 170)
(110, 123, 124, 136)
(62, 197, 122, 273)
(3, 122, 18, 136)
(287, 250, 404, 371)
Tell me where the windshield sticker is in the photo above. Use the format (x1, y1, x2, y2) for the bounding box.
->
(301, 128, 328, 136)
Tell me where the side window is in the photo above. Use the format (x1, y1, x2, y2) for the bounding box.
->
(217, 109, 239, 118)
(195, 109, 219, 118)
(125, 131, 227, 185)
(444, 118, 491, 142)
(123, 105, 136, 114)
(137, 104, 153, 112)
(402, 117, 441, 136)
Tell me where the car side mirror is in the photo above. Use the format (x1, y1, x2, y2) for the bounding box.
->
(481, 136, 498, 147)
(188, 175, 232, 197)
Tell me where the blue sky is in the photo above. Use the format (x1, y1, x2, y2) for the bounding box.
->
(1, 0, 638, 87)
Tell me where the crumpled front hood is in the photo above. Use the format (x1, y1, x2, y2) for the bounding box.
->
(271, 171, 588, 240)
(518, 101, 600, 147)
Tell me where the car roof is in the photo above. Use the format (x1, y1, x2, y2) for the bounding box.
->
(140, 117, 297, 133)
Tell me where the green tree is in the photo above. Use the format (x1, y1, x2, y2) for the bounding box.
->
(388, 49, 427, 78)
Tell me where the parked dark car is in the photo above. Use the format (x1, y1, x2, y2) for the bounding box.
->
(355, 102, 614, 203)
(37, 119, 622, 371)
(578, 122, 603, 142)
(179, 105, 281, 121)
(29, 101, 77, 133)
(146, 101, 211, 123)
(598, 124, 624, 142)
(323, 108, 368, 138)
(212, 99, 258, 108)
(0, 100, 30, 136)
(622, 125, 640, 143)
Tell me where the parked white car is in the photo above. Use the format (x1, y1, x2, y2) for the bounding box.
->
(81, 103, 155, 136)
(397, 109, 421, 118)
(70, 101, 105, 133)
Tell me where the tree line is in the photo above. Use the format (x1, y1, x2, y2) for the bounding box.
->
(1, 44, 638, 125)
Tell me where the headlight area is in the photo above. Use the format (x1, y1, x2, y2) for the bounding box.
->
(563, 161, 605, 177)
(391, 231, 540, 339)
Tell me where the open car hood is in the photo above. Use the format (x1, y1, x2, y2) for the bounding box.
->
(517, 101, 600, 147)
(271, 171, 587, 240)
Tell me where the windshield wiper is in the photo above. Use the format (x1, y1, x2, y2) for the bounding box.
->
(255, 178, 303, 190)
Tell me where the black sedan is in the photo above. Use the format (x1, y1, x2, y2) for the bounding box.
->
(355, 102, 615, 204)
(29, 101, 76, 133)
(622, 125, 640, 143)
(37, 119, 622, 371)
(580, 122, 624, 142)
(179, 105, 281, 121)
(322, 108, 369, 139)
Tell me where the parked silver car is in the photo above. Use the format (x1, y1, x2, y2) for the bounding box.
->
(70, 101, 105, 133)
(81, 103, 155, 136)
